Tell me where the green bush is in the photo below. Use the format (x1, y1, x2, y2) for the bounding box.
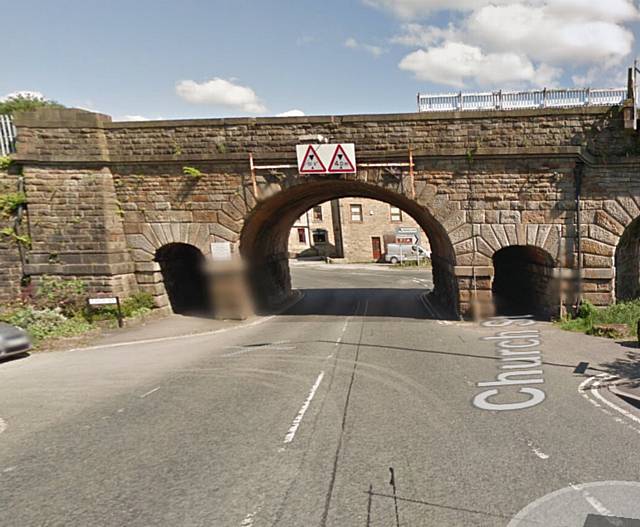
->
(557, 299, 640, 337)
(86, 292, 156, 321)
(0, 192, 27, 216)
(0, 306, 91, 344)
(32, 277, 88, 318)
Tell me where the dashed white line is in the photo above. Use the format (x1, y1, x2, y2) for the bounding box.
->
(283, 371, 325, 444)
(0, 418, 6, 435)
(140, 387, 160, 398)
(240, 510, 256, 527)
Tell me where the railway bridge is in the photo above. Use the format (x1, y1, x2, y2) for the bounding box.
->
(2, 99, 640, 319)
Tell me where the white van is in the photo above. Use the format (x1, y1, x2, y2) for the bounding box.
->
(384, 243, 431, 264)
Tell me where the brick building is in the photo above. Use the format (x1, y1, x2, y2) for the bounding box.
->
(288, 198, 429, 262)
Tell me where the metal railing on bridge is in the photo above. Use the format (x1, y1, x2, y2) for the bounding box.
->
(0, 114, 16, 156)
(417, 88, 628, 113)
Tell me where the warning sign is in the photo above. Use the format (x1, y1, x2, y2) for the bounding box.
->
(328, 144, 356, 173)
(296, 143, 357, 174)
(298, 145, 327, 173)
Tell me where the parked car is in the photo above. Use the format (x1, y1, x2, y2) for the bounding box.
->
(384, 243, 431, 264)
(0, 322, 31, 360)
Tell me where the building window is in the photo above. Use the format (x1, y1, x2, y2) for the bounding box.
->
(313, 229, 327, 244)
(313, 206, 323, 221)
(297, 228, 306, 243)
(390, 206, 402, 222)
(350, 204, 363, 222)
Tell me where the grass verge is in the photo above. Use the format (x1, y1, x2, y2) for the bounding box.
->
(556, 299, 640, 338)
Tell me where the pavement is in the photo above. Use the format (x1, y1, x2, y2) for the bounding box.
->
(2, 262, 640, 525)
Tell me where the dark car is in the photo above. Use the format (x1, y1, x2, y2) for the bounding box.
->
(0, 322, 31, 360)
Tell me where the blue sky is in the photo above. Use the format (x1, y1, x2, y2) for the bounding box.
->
(2, 0, 640, 120)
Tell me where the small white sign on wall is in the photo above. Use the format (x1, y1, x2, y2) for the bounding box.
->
(211, 242, 232, 261)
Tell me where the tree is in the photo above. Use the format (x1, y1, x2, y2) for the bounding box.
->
(0, 92, 63, 115)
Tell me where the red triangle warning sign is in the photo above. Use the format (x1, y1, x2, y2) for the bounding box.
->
(327, 145, 356, 173)
(299, 145, 327, 173)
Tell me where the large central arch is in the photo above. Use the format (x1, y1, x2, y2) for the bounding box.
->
(239, 179, 459, 316)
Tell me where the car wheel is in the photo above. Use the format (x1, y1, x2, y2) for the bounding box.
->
(390, 257, 398, 264)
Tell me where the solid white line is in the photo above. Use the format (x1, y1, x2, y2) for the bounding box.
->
(590, 378, 640, 426)
(67, 316, 276, 353)
(140, 387, 160, 398)
(283, 371, 325, 444)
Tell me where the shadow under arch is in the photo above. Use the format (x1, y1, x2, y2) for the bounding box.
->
(615, 216, 640, 302)
(492, 245, 558, 320)
(155, 242, 212, 316)
(239, 179, 459, 317)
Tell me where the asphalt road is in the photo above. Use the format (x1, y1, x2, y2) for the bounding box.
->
(2, 263, 640, 526)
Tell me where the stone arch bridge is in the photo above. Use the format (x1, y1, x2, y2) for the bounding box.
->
(2, 104, 640, 320)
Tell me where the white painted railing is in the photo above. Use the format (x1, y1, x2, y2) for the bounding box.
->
(0, 115, 16, 156)
(417, 88, 628, 113)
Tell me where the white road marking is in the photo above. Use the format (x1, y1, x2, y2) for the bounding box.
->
(590, 378, 640, 426)
(67, 315, 277, 353)
(579, 374, 640, 436)
(241, 510, 256, 526)
(523, 439, 549, 459)
(0, 418, 6, 435)
(140, 387, 160, 398)
(283, 371, 325, 444)
(570, 483, 614, 516)
(2, 466, 16, 473)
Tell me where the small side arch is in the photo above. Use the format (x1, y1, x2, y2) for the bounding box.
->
(492, 245, 558, 319)
(615, 216, 640, 301)
(155, 243, 212, 315)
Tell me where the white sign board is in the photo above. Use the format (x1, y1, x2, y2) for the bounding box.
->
(211, 242, 232, 261)
(88, 297, 118, 306)
(396, 227, 419, 244)
(296, 144, 356, 174)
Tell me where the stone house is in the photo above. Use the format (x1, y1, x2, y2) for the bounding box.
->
(288, 198, 429, 262)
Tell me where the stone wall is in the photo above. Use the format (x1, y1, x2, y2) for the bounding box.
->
(0, 168, 23, 304)
(8, 105, 640, 319)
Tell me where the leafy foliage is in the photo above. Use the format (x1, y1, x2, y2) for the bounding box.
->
(89, 292, 156, 321)
(0, 93, 63, 115)
(0, 306, 91, 344)
(0, 226, 31, 247)
(557, 299, 640, 337)
(0, 156, 11, 170)
(32, 277, 88, 318)
(0, 191, 27, 216)
(182, 166, 203, 178)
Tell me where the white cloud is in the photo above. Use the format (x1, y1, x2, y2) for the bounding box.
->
(399, 42, 560, 87)
(276, 109, 305, 117)
(390, 23, 458, 47)
(363, 0, 493, 18)
(467, 4, 635, 67)
(176, 78, 267, 113)
(382, 0, 639, 88)
(344, 37, 385, 57)
(120, 115, 149, 121)
(366, 0, 640, 19)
